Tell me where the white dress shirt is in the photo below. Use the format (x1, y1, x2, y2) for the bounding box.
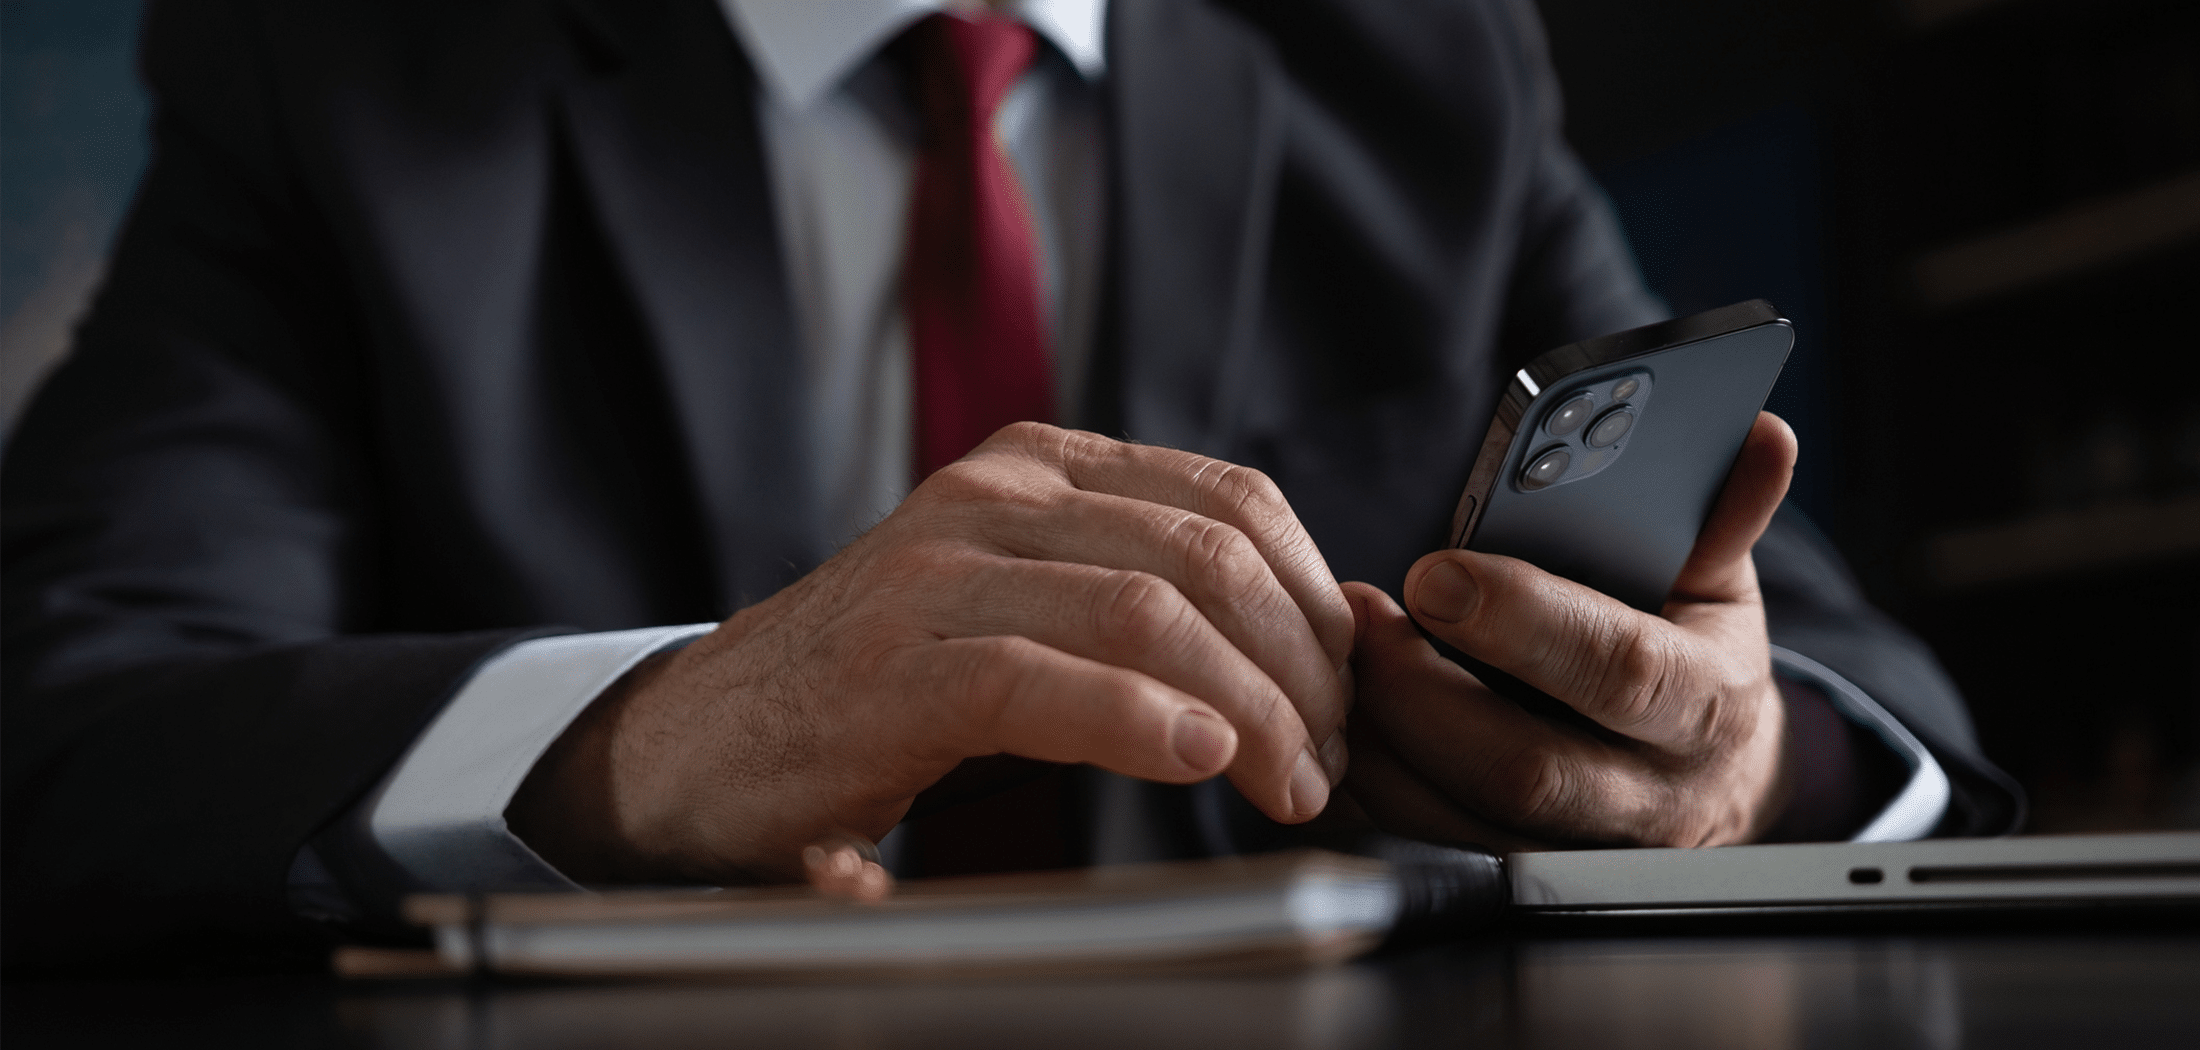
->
(737, 0, 1107, 547)
(306, 0, 1944, 907)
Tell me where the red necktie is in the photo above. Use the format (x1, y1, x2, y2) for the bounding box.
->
(902, 13, 1055, 480)
(899, 15, 1071, 876)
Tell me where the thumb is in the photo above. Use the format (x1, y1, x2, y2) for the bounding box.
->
(1669, 411, 1797, 605)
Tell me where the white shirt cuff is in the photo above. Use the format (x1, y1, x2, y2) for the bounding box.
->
(1769, 644, 1952, 843)
(360, 624, 716, 891)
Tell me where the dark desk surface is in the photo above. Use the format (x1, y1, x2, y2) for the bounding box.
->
(8, 932, 2198, 1049)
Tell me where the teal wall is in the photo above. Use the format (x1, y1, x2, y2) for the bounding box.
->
(0, 0, 149, 433)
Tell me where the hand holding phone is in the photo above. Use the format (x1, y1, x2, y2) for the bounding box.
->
(1340, 304, 1801, 851)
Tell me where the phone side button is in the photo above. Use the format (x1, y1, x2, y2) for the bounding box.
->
(1452, 495, 1478, 549)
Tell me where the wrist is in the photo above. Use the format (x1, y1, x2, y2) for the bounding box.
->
(506, 648, 683, 884)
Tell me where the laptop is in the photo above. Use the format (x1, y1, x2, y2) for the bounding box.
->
(1504, 831, 2200, 919)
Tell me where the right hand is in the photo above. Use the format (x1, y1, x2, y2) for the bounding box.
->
(506, 423, 1355, 885)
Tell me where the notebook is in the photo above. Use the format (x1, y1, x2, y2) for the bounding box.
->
(337, 850, 1401, 979)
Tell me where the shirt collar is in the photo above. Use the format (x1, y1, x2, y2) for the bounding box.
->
(720, 0, 1107, 110)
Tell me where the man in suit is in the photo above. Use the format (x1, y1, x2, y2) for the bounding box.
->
(2, 0, 2019, 970)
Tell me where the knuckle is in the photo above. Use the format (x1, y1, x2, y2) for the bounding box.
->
(1593, 627, 1682, 730)
(940, 423, 1073, 491)
(1040, 424, 1108, 474)
(1490, 748, 1572, 828)
(945, 636, 1038, 732)
(915, 458, 997, 504)
(1094, 570, 1195, 648)
(1172, 515, 1266, 597)
(916, 458, 1052, 519)
(1693, 667, 1780, 756)
(939, 635, 1005, 702)
(1197, 462, 1289, 526)
(990, 420, 1061, 450)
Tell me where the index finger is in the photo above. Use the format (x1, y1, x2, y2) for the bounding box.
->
(1045, 429, 1352, 669)
(1668, 411, 1797, 605)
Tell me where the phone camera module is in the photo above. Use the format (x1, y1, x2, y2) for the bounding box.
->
(1521, 447, 1571, 490)
(1610, 376, 1641, 401)
(1546, 396, 1596, 437)
(1585, 408, 1635, 448)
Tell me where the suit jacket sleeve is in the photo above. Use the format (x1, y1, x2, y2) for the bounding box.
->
(1486, 0, 2021, 836)
(0, 0, 541, 973)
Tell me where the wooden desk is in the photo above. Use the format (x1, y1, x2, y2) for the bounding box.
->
(6, 933, 2197, 1048)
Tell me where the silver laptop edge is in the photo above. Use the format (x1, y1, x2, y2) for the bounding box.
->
(1510, 831, 2200, 910)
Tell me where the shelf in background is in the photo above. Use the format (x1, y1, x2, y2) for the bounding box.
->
(1909, 169, 2200, 310)
(1923, 492, 2200, 590)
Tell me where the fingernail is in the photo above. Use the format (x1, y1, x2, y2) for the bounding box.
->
(855, 866, 893, 904)
(1290, 750, 1330, 820)
(1170, 710, 1234, 773)
(1318, 731, 1349, 785)
(1417, 560, 1479, 623)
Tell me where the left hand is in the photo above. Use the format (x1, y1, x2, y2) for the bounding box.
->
(1341, 412, 1800, 850)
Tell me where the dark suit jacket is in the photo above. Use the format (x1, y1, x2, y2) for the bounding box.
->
(1, 0, 2020, 971)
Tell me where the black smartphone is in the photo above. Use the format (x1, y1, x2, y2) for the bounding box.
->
(1449, 300, 1794, 612)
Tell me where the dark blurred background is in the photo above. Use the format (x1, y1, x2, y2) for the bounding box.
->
(4, 0, 2196, 833)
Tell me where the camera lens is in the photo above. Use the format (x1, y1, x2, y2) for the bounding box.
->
(1585, 408, 1635, 448)
(1610, 376, 1640, 401)
(1546, 396, 1595, 436)
(1521, 447, 1571, 489)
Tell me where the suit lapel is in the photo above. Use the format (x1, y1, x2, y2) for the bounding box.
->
(1104, 0, 1286, 455)
(555, 0, 822, 610)
(546, 0, 1285, 604)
